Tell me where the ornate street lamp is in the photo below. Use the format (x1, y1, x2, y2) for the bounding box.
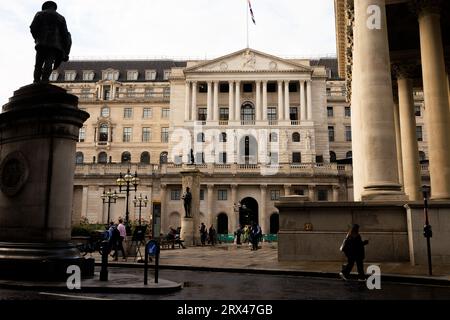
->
(116, 169, 140, 233)
(101, 188, 118, 224)
(133, 193, 148, 226)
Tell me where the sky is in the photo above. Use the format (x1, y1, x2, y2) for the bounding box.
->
(0, 0, 336, 105)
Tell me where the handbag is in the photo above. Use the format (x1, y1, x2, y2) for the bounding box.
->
(339, 237, 348, 252)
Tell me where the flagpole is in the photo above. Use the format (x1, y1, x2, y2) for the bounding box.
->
(246, 0, 249, 48)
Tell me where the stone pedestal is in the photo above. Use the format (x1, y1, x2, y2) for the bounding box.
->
(180, 168, 201, 246)
(0, 83, 89, 280)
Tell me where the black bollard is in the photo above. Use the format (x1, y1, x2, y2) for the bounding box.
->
(99, 240, 109, 281)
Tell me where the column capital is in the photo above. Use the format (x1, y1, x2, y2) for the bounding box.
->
(231, 184, 238, 190)
(262, 80, 268, 84)
(332, 185, 340, 190)
(391, 61, 420, 80)
(235, 80, 241, 84)
(207, 184, 214, 190)
(160, 183, 167, 189)
(283, 184, 291, 188)
(409, 0, 443, 17)
(228, 80, 234, 84)
(260, 184, 267, 189)
(308, 184, 316, 190)
(207, 80, 212, 85)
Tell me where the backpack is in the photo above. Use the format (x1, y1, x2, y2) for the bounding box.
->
(110, 226, 120, 241)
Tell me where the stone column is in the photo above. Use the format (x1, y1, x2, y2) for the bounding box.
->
(160, 183, 167, 233)
(332, 185, 340, 202)
(207, 81, 212, 121)
(185, 81, 191, 121)
(207, 184, 214, 229)
(260, 185, 268, 235)
(284, 81, 290, 121)
(81, 186, 89, 218)
(180, 169, 202, 246)
(307, 80, 312, 120)
(235, 81, 241, 121)
(256, 81, 262, 121)
(353, 0, 404, 200)
(213, 81, 219, 121)
(231, 184, 238, 230)
(283, 184, 291, 196)
(417, 2, 450, 199)
(262, 81, 268, 121)
(393, 99, 404, 188)
(308, 185, 315, 201)
(277, 81, 283, 120)
(395, 65, 421, 201)
(229, 81, 234, 121)
(191, 81, 197, 121)
(300, 80, 306, 121)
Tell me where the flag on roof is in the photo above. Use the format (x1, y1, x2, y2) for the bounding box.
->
(248, 0, 256, 25)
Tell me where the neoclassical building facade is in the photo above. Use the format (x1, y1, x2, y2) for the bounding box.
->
(53, 48, 428, 236)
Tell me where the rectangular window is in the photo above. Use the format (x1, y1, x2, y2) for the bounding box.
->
(142, 127, 152, 142)
(198, 108, 207, 121)
(49, 72, 59, 81)
(143, 108, 152, 119)
(269, 152, 279, 164)
(316, 155, 324, 163)
(145, 88, 154, 97)
(161, 108, 170, 119)
(198, 83, 207, 93)
(270, 190, 280, 201)
(82, 71, 94, 81)
(145, 70, 156, 80)
(293, 189, 305, 196)
(415, 105, 421, 117)
(200, 189, 205, 201)
(289, 107, 298, 121)
(267, 83, 277, 92)
(65, 71, 76, 81)
(123, 127, 132, 142)
(345, 106, 351, 117)
(318, 190, 328, 201)
(328, 126, 335, 142)
(219, 108, 229, 121)
(345, 126, 352, 142)
(80, 88, 90, 99)
(288, 83, 298, 92)
(243, 83, 253, 92)
(161, 127, 169, 143)
(163, 70, 171, 80)
(219, 152, 227, 164)
(78, 127, 86, 142)
(123, 107, 133, 119)
(416, 126, 423, 141)
(127, 88, 135, 97)
(103, 86, 111, 100)
(327, 106, 334, 117)
(218, 189, 228, 201)
(163, 87, 170, 98)
(268, 107, 277, 120)
(196, 152, 205, 164)
(219, 83, 229, 93)
(292, 152, 301, 163)
(127, 70, 138, 81)
(171, 189, 181, 201)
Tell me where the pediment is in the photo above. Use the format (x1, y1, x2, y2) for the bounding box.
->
(185, 48, 311, 73)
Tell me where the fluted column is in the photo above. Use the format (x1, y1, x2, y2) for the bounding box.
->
(231, 184, 238, 229)
(207, 184, 214, 227)
(160, 184, 167, 233)
(207, 81, 212, 121)
(284, 81, 290, 121)
(332, 185, 340, 202)
(191, 81, 197, 121)
(185, 82, 191, 121)
(306, 80, 312, 120)
(229, 81, 234, 121)
(417, 1, 450, 199)
(353, 0, 404, 200)
(260, 185, 268, 235)
(283, 184, 291, 196)
(235, 81, 241, 121)
(300, 80, 306, 121)
(213, 81, 219, 121)
(262, 81, 268, 121)
(308, 185, 315, 201)
(397, 75, 421, 201)
(393, 99, 404, 188)
(256, 81, 262, 121)
(277, 81, 283, 120)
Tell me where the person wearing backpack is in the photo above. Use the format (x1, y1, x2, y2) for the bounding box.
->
(113, 219, 127, 261)
(339, 224, 369, 281)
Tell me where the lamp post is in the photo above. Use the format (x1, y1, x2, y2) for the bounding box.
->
(133, 194, 148, 226)
(101, 189, 118, 224)
(116, 169, 140, 233)
(422, 185, 432, 276)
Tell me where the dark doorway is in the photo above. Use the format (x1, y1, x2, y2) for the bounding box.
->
(217, 213, 228, 234)
(239, 197, 259, 226)
(270, 213, 279, 234)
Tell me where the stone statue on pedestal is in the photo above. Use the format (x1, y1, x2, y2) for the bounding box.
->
(30, 1, 72, 83)
(182, 187, 192, 218)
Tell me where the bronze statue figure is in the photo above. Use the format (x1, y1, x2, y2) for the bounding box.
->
(30, 1, 72, 83)
(182, 187, 192, 218)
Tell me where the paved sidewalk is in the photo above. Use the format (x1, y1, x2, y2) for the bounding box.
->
(96, 242, 450, 285)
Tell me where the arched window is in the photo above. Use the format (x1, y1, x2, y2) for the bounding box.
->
(98, 152, 108, 164)
(197, 132, 205, 142)
(292, 132, 300, 142)
(140, 152, 150, 164)
(269, 132, 278, 142)
(75, 152, 84, 164)
(330, 151, 337, 163)
(241, 103, 255, 121)
(160, 151, 168, 164)
(99, 123, 109, 142)
(219, 132, 227, 142)
(419, 151, 427, 162)
(121, 151, 131, 163)
(346, 151, 352, 159)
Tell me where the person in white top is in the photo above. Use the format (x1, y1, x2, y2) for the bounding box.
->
(113, 219, 127, 261)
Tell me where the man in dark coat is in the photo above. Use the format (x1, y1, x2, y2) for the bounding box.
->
(30, 1, 72, 83)
(340, 224, 369, 280)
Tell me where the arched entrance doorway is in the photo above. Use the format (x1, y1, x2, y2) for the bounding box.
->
(239, 197, 258, 226)
(239, 135, 258, 164)
(270, 213, 279, 234)
(217, 213, 228, 234)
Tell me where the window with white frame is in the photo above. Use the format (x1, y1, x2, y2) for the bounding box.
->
(218, 189, 228, 200)
(163, 70, 171, 80)
(123, 107, 133, 119)
(123, 127, 132, 142)
(103, 70, 119, 81)
(145, 70, 157, 80)
(161, 127, 169, 143)
(142, 127, 152, 142)
(161, 108, 170, 119)
(127, 70, 138, 81)
(163, 87, 170, 98)
(270, 190, 280, 200)
(65, 71, 76, 81)
(143, 107, 152, 119)
(49, 72, 59, 81)
(100, 106, 110, 117)
(78, 127, 86, 142)
(82, 71, 94, 81)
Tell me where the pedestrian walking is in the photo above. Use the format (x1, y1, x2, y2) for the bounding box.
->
(200, 223, 207, 246)
(339, 224, 369, 280)
(113, 218, 127, 261)
(208, 224, 217, 246)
